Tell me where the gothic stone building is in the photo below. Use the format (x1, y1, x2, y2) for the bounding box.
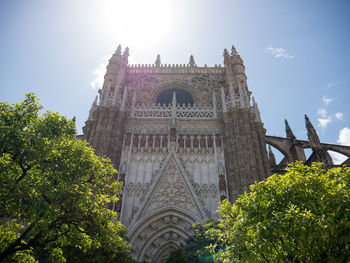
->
(82, 45, 350, 262)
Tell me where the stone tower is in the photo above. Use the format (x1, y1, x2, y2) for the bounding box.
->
(82, 45, 271, 262)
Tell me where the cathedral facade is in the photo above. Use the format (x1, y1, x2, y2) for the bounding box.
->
(82, 45, 350, 262)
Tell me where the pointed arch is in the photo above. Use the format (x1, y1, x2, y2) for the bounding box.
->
(128, 207, 200, 262)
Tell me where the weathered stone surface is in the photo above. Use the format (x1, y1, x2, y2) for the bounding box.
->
(82, 46, 350, 262)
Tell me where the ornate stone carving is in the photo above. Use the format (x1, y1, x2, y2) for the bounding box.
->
(171, 232, 179, 240)
(145, 249, 152, 258)
(152, 239, 161, 248)
(150, 222, 159, 231)
(171, 216, 179, 225)
(138, 232, 146, 240)
(148, 161, 195, 211)
(163, 232, 170, 240)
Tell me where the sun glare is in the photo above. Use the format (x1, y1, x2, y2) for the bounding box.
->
(99, 0, 174, 50)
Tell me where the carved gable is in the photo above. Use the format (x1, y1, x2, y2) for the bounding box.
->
(133, 153, 207, 223)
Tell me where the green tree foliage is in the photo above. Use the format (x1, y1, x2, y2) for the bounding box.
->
(0, 94, 133, 262)
(218, 162, 350, 262)
(166, 219, 223, 263)
(165, 248, 187, 263)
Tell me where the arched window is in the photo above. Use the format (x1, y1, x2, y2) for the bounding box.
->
(156, 89, 194, 106)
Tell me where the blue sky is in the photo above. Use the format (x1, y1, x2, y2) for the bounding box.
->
(0, 0, 349, 163)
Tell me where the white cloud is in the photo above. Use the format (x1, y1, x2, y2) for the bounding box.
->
(317, 117, 332, 129)
(338, 127, 350, 145)
(329, 127, 350, 164)
(317, 108, 332, 128)
(322, 95, 333, 105)
(328, 83, 336, 89)
(317, 108, 327, 118)
(90, 55, 110, 90)
(335, 112, 344, 120)
(266, 47, 294, 59)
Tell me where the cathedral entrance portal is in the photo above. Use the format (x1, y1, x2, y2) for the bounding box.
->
(128, 207, 200, 262)
(127, 152, 207, 262)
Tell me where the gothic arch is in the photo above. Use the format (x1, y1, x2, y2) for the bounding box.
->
(151, 81, 200, 105)
(264, 141, 291, 162)
(128, 207, 200, 262)
(138, 226, 187, 261)
(153, 241, 179, 263)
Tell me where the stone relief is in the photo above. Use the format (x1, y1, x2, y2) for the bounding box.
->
(148, 161, 195, 211)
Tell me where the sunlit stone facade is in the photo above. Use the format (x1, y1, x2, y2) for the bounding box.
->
(82, 45, 350, 262)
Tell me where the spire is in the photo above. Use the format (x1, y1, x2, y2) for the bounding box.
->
(109, 45, 122, 64)
(189, 55, 195, 67)
(231, 45, 237, 55)
(122, 47, 129, 65)
(123, 47, 129, 57)
(284, 119, 296, 141)
(268, 145, 276, 166)
(223, 48, 230, 66)
(116, 44, 122, 55)
(155, 54, 161, 67)
(305, 115, 321, 149)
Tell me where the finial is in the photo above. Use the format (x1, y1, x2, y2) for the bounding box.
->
(122, 47, 129, 66)
(189, 55, 195, 67)
(223, 48, 230, 66)
(116, 44, 122, 55)
(284, 119, 296, 141)
(231, 45, 237, 55)
(305, 114, 321, 149)
(155, 54, 161, 67)
(268, 145, 276, 166)
(123, 47, 129, 57)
